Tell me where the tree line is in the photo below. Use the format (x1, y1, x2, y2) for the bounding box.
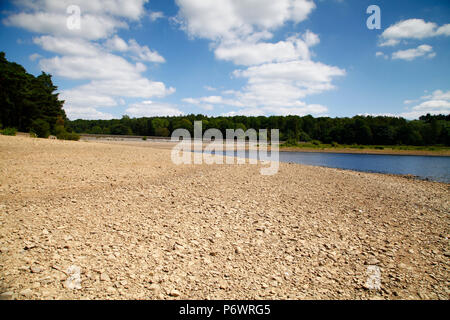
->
(0, 52, 79, 140)
(68, 113, 450, 146)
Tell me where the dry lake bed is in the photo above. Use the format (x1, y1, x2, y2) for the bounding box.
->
(0, 135, 448, 299)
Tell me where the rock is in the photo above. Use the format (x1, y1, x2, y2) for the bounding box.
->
(30, 265, 42, 273)
(365, 257, 380, 265)
(65, 265, 82, 290)
(18, 266, 30, 272)
(235, 246, 243, 254)
(219, 280, 228, 289)
(100, 273, 111, 282)
(106, 287, 116, 294)
(0, 292, 14, 300)
(148, 284, 160, 291)
(169, 289, 181, 297)
(19, 288, 33, 297)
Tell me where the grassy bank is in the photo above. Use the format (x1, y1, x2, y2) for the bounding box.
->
(280, 141, 450, 156)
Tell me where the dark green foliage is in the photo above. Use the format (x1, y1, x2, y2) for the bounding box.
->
(66, 113, 450, 146)
(0, 52, 66, 133)
(1, 127, 17, 136)
(30, 119, 50, 138)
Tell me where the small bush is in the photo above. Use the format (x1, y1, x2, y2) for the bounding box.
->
(1, 127, 17, 136)
(374, 146, 384, 150)
(331, 141, 339, 147)
(311, 140, 321, 146)
(155, 127, 170, 137)
(31, 119, 50, 138)
(29, 132, 38, 138)
(142, 136, 147, 141)
(54, 125, 80, 141)
(282, 138, 299, 147)
(65, 132, 80, 141)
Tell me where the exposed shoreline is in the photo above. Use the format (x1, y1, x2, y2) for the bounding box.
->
(78, 134, 450, 157)
(0, 135, 448, 300)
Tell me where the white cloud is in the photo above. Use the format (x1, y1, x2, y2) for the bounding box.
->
(222, 103, 327, 117)
(400, 90, 450, 119)
(5, 0, 176, 119)
(33, 35, 100, 56)
(38, 54, 146, 80)
(422, 90, 450, 101)
(127, 39, 165, 63)
(3, 0, 150, 40)
(12, 0, 148, 20)
(175, 0, 316, 41)
(392, 44, 434, 61)
(63, 106, 114, 120)
(436, 24, 450, 36)
(375, 51, 388, 59)
(378, 39, 400, 47)
(215, 32, 317, 66)
(4, 11, 128, 40)
(149, 11, 164, 21)
(29, 53, 42, 61)
(125, 100, 183, 117)
(380, 19, 450, 45)
(105, 35, 129, 52)
(233, 60, 345, 88)
(105, 36, 165, 63)
(175, 0, 344, 116)
(204, 85, 216, 91)
(183, 59, 345, 116)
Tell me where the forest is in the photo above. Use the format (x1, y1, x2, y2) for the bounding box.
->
(68, 113, 450, 146)
(1, 52, 449, 146)
(0, 52, 78, 140)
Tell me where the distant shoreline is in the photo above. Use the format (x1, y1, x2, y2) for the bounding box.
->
(278, 146, 450, 157)
(77, 134, 450, 157)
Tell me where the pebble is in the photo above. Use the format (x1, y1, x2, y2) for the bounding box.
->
(100, 273, 111, 282)
(19, 288, 33, 297)
(169, 289, 181, 297)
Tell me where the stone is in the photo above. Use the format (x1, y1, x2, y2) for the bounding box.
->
(19, 288, 33, 297)
(30, 265, 42, 273)
(100, 273, 111, 282)
(65, 265, 82, 290)
(0, 291, 14, 300)
(169, 289, 181, 297)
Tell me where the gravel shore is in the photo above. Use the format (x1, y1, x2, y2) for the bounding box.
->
(0, 135, 448, 300)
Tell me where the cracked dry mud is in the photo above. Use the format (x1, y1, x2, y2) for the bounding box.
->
(0, 135, 448, 300)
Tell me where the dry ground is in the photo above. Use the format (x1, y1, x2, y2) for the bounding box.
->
(0, 135, 448, 300)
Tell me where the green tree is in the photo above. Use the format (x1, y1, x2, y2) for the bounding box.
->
(31, 119, 50, 138)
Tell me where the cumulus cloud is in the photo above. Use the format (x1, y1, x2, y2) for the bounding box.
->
(175, 0, 316, 41)
(125, 100, 183, 117)
(5, 0, 175, 119)
(63, 106, 114, 120)
(105, 35, 165, 63)
(379, 19, 450, 46)
(3, 0, 150, 40)
(215, 31, 318, 66)
(176, 0, 344, 116)
(391, 44, 435, 61)
(400, 90, 450, 119)
(222, 103, 328, 117)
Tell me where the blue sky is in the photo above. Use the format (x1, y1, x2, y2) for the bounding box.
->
(0, 0, 449, 120)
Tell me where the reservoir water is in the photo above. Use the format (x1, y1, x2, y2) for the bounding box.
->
(210, 150, 450, 183)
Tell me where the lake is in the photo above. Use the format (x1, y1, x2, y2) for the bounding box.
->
(215, 150, 450, 183)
